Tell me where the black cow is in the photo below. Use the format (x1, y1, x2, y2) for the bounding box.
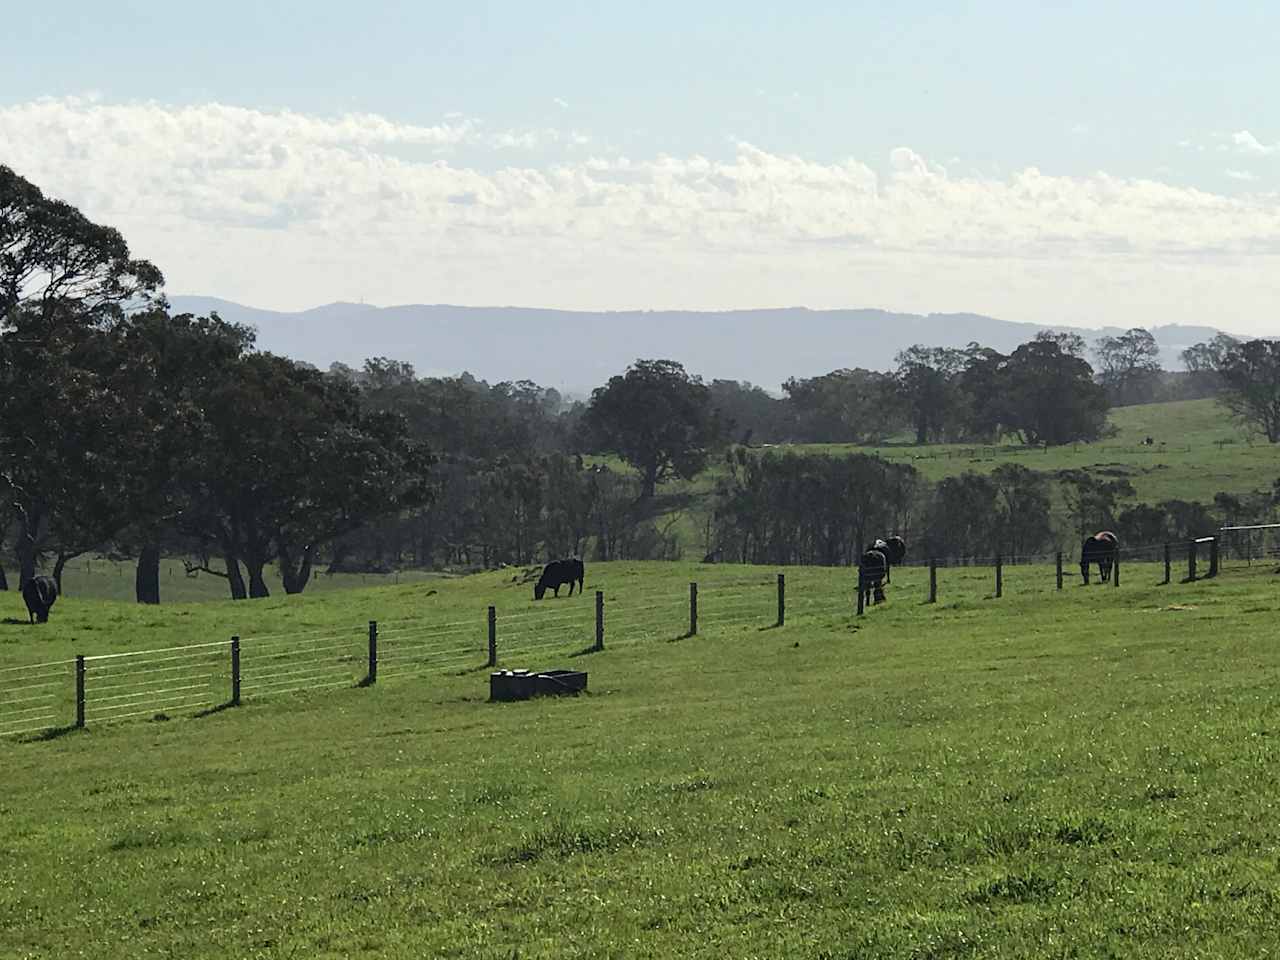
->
(1080, 531, 1119, 584)
(859, 547, 889, 605)
(22, 575, 58, 624)
(534, 558, 585, 600)
(873, 536, 907, 582)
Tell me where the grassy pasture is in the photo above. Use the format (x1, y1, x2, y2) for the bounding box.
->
(5, 559, 1280, 957)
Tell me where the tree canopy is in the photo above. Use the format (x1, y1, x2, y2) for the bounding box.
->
(583, 359, 724, 498)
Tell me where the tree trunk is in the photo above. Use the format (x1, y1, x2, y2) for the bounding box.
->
(52, 553, 71, 595)
(135, 544, 161, 604)
(244, 558, 270, 598)
(225, 551, 248, 600)
(641, 467, 657, 499)
(15, 533, 36, 592)
(279, 543, 314, 595)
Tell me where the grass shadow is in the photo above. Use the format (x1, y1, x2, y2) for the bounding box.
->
(450, 662, 495, 675)
(19, 724, 81, 743)
(193, 701, 238, 718)
(1, 618, 33, 626)
(569, 645, 603, 658)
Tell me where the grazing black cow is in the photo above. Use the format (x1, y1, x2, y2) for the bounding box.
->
(22, 575, 58, 624)
(1080, 531, 1119, 584)
(534, 558, 585, 600)
(859, 547, 889, 605)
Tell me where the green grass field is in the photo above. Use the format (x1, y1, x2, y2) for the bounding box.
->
(5, 557, 1280, 957)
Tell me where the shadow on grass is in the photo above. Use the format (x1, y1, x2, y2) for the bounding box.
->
(569, 644, 603, 658)
(19, 724, 80, 743)
(193, 701, 238, 719)
(450, 662, 495, 676)
(1, 618, 33, 626)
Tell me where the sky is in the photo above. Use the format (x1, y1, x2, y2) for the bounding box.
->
(3, 0, 1279, 332)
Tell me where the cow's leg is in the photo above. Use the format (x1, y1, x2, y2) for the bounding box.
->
(568, 580, 576, 597)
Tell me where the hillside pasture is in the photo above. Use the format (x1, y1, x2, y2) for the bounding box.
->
(5, 559, 1280, 957)
(642, 398, 1274, 558)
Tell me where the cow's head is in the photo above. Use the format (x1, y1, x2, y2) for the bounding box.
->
(533, 581, 547, 600)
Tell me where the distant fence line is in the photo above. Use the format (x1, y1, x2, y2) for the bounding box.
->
(0, 534, 1250, 742)
(864, 442, 1198, 462)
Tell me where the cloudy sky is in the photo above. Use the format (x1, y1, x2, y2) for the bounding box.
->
(4, 1, 1279, 331)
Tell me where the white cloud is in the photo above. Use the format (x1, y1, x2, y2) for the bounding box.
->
(1226, 169, 1259, 182)
(1231, 130, 1278, 156)
(4, 98, 1280, 329)
(553, 97, 569, 110)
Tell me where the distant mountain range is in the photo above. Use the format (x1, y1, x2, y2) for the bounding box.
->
(169, 296, 1230, 394)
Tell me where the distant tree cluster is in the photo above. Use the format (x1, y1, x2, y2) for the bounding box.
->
(711, 450, 921, 565)
(724, 334, 1112, 448)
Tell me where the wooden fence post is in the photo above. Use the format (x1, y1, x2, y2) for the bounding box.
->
(689, 582, 698, 636)
(1056, 552, 1063, 590)
(1163, 543, 1171, 585)
(75, 655, 85, 729)
(231, 636, 241, 705)
(776, 573, 785, 627)
(928, 558, 937, 603)
(995, 556, 1003, 598)
(367, 621, 378, 683)
(487, 606, 497, 666)
(595, 591, 604, 651)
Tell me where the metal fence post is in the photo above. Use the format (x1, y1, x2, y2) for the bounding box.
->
(75, 655, 85, 729)
(487, 606, 497, 666)
(1163, 543, 1171, 585)
(995, 556, 1003, 598)
(1188, 540, 1198, 582)
(1113, 554, 1120, 587)
(595, 591, 604, 651)
(856, 569, 865, 616)
(1208, 538, 1219, 578)
(231, 636, 241, 705)
(776, 573, 785, 627)
(367, 621, 378, 683)
(1056, 552, 1063, 590)
(928, 558, 937, 603)
(688, 582, 698, 636)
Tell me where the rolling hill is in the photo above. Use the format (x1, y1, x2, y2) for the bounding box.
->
(168, 295, 1230, 393)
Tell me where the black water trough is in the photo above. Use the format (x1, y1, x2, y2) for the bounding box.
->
(490, 668, 588, 702)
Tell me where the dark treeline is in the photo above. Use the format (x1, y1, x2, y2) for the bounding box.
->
(5, 164, 1279, 600)
(711, 453, 1269, 565)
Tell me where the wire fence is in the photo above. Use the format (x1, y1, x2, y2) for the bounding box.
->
(0, 532, 1248, 741)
